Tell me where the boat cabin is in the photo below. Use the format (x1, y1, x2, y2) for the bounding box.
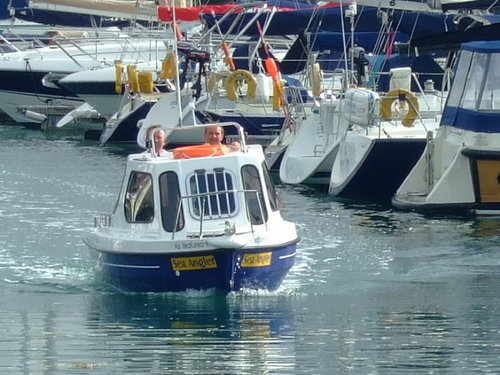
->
(107, 123, 281, 241)
(86, 122, 298, 292)
(392, 41, 500, 215)
(442, 41, 500, 133)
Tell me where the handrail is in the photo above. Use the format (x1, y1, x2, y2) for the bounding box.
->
(170, 189, 267, 240)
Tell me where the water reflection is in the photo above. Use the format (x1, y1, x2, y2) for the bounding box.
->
(468, 218, 500, 239)
(84, 292, 296, 374)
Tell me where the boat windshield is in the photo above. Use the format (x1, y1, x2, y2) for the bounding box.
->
(159, 171, 184, 232)
(478, 53, 500, 111)
(241, 165, 268, 225)
(188, 169, 237, 220)
(124, 172, 154, 223)
(450, 50, 500, 112)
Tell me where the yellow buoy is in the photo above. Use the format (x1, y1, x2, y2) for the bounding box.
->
(160, 52, 177, 80)
(114, 61, 125, 94)
(127, 65, 140, 93)
(138, 71, 155, 94)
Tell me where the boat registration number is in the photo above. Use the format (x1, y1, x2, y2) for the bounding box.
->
(241, 252, 272, 267)
(171, 255, 217, 271)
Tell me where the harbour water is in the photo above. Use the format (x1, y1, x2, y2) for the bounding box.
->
(1, 124, 500, 374)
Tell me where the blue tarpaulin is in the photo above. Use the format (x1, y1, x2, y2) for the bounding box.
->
(202, 6, 457, 38)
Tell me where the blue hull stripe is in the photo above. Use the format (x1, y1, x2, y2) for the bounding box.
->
(442, 106, 500, 133)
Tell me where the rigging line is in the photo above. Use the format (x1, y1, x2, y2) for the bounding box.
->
(373, 18, 389, 56)
(305, 4, 323, 70)
(487, 0, 500, 12)
(408, 11, 420, 42)
(339, 2, 349, 87)
(353, 4, 365, 31)
(304, 1, 321, 35)
(374, 16, 396, 89)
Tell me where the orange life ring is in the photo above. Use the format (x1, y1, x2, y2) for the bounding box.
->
(173, 144, 226, 159)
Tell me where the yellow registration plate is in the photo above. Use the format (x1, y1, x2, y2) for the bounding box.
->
(171, 255, 217, 271)
(241, 252, 272, 267)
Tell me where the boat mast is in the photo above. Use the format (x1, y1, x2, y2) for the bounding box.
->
(171, 1, 183, 126)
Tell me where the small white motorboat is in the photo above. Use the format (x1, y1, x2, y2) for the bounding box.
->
(393, 41, 500, 216)
(84, 122, 299, 293)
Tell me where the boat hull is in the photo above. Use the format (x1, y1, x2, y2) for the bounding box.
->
(393, 148, 500, 216)
(93, 243, 297, 293)
(330, 138, 427, 201)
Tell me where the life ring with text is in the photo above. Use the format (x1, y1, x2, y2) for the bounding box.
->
(173, 144, 226, 159)
(224, 69, 257, 101)
(380, 89, 419, 127)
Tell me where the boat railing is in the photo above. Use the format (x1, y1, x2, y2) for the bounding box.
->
(172, 189, 267, 240)
(0, 34, 22, 53)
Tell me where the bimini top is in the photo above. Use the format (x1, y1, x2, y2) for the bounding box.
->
(441, 40, 500, 133)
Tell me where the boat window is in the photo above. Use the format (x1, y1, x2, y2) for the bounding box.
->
(241, 165, 268, 225)
(446, 50, 472, 108)
(262, 162, 278, 211)
(460, 52, 488, 110)
(124, 171, 154, 223)
(159, 171, 184, 233)
(188, 169, 236, 220)
(479, 53, 500, 111)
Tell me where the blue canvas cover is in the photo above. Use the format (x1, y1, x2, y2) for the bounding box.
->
(368, 54, 445, 92)
(202, 6, 457, 38)
(310, 31, 409, 52)
(1, 0, 28, 19)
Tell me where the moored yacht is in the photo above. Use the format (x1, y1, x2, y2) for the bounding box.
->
(328, 65, 445, 201)
(0, 35, 168, 124)
(393, 41, 500, 216)
(84, 123, 299, 293)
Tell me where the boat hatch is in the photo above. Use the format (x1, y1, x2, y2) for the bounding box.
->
(463, 149, 500, 204)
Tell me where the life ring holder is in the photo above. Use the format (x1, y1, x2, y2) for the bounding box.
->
(272, 79, 285, 111)
(207, 71, 227, 93)
(114, 61, 125, 94)
(173, 144, 226, 159)
(310, 63, 323, 97)
(380, 89, 419, 127)
(224, 69, 257, 101)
